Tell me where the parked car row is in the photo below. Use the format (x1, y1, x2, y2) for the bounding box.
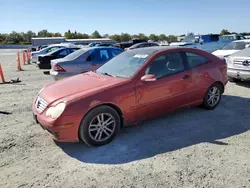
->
(30, 42, 165, 80)
(32, 46, 229, 146)
(50, 47, 123, 80)
(211, 39, 250, 81)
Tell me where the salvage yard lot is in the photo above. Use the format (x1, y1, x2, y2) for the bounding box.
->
(0, 49, 250, 188)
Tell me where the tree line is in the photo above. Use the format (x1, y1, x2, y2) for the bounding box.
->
(220, 29, 250, 36)
(0, 29, 177, 44)
(0, 29, 249, 44)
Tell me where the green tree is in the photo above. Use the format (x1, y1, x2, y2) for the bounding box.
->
(103, 34, 110, 38)
(131, 34, 139, 39)
(149, 34, 158, 41)
(91, 30, 102, 38)
(110, 34, 121, 42)
(7, 31, 24, 44)
(64, 30, 72, 39)
(37, 29, 49, 37)
(0, 33, 8, 43)
(53, 32, 62, 37)
(158, 34, 168, 41)
(120, 33, 131, 41)
(26, 30, 36, 43)
(220, 29, 231, 35)
(138, 33, 148, 40)
(168, 35, 177, 42)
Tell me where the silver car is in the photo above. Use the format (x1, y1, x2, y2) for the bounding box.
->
(31, 43, 78, 63)
(50, 47, 123, 80)
(226, 47, 250, 81)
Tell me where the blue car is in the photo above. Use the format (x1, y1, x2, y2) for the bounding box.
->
(50, 46, 124, 81)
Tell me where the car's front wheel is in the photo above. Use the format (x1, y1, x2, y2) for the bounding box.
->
(202, 83, 222, 110)
(79, 105, 121, 146)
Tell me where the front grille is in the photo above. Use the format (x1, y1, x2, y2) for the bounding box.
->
(233, 59, 250, 69)
(36, 96, 48, 112)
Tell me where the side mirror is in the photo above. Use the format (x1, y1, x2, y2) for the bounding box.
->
(141, 74, 157, 82)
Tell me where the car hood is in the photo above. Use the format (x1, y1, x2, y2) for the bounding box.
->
(212, 50, 239, 57)
(40, 71, 128, 104)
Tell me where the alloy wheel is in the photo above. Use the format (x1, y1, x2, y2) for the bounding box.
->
(207, 86, 221, 107)
(88, 113, 116, 142)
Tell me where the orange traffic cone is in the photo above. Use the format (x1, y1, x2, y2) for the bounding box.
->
(22, 50, 26, 65)
(0, 64, 5, 83)
(17, 52, 22, 71)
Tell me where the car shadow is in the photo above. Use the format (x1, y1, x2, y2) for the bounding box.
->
(235, 81, 250, 88)
(56, 95, 250, 164)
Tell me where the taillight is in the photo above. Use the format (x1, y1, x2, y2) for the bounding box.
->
(54, 64, 66, 72)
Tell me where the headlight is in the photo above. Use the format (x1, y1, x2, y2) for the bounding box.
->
(46, 102, 66, 119)
(225, 56, 233, 66)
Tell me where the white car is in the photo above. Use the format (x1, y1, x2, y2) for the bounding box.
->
(226, 47, 250, 81)
(212, 40, 250, 58)
(30, 43, 78, 63)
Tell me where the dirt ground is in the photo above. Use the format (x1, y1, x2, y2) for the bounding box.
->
(0, 49, 250, 188)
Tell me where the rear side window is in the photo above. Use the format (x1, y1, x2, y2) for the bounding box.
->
(58, 49, 68, 56)
(211, 35, 219, 42)
(150, 43, 158, 47)
(69, 48, 80, 53)
(47, 47, 60, 53)
(185, 52, 208, 68)
(91, 49, 110, 64)
(110, 49, 122, 57)
(100, 49, 110, 60)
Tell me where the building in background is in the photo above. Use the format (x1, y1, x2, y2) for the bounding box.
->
(65, 38, 115, 45)
(32, 37, 66, 46)
(32, 37, 115, 47)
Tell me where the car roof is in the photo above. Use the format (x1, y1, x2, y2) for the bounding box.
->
(130, 42, 157, 47)
(126, 46, 182, 54)
(232, 39, 250, 43)
(92, 46, 122, 50)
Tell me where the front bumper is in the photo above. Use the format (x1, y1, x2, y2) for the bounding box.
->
(32, 110, 81, 142)
(227, 68, 250, 80)
(31, 56, 38, 63)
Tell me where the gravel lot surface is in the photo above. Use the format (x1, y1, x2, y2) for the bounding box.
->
(0, 49, 250, 188)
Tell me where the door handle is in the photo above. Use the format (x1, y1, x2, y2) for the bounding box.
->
(182, 75, 190, 80)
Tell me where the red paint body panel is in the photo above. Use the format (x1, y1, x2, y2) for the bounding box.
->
(32, 47, 228, 142)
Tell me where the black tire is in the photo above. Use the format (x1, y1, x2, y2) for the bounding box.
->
(228, 77, 234, 82)
(228, 77, 240, 82)
(202, 83, 222, 110)
(79, 105, 121, 146)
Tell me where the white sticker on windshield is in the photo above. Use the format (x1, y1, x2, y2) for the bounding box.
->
(133, 54, 148, 58)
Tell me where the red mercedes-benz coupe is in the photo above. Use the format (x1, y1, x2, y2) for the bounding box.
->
(32, 46, 228, 146)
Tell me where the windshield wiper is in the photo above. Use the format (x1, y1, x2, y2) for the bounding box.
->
(97, 72, 117, 77)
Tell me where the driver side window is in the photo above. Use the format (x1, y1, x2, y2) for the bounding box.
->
(145, 52, 185, 79)
(48, 47, 59, 53)
(57, 49, 68, 57)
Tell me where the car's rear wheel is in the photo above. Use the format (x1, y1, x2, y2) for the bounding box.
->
(79, 105, 121, 146)
(202, 83, 222, 110)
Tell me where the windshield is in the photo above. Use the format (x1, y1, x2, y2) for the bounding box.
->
(222, 41, 249, 50)
(63, 48, 88, 60)
(96, 50, 152, 78)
